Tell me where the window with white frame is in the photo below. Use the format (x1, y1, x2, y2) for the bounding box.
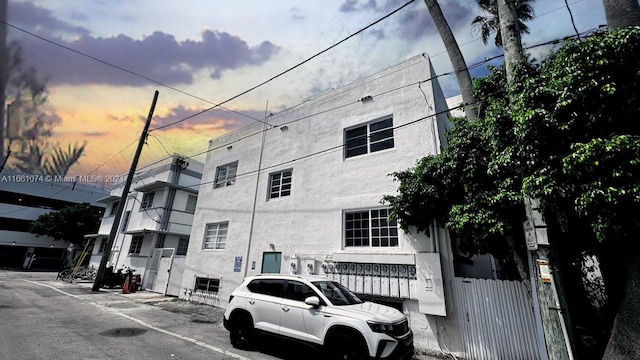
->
(214, 161, 238, 189)
(345, 208, 398, 247)
(129, 235, 144, 254)
(344, 116, 394, 158)
(203, 222, 228, 250)
(268, 169, 292, 199)
(195, 277, 220, 293)
(109, 201, 119, 216)
(176, 237, 189, 256)
(185, 195, 197, 213)
(140, 192, 154, 209)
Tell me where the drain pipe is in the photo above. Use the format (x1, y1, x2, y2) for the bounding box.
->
(243, 102, 270, 278)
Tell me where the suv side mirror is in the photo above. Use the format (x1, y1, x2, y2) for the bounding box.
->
(304, 296, 321, 308)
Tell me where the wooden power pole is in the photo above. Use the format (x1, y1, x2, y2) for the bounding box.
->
(92, 90, 159, 291)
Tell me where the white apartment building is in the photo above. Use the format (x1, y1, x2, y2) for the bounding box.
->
(179, 54, 470, 353)
(88, 154, 203, 295)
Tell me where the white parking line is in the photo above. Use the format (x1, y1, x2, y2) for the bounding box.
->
(27, 280, 251, 360)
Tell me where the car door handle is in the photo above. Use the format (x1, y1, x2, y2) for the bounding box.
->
(282, 306, 290, 312)
(248, 299, 255, 305)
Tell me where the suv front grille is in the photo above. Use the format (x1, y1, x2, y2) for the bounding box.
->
(389, 319, 410, 337)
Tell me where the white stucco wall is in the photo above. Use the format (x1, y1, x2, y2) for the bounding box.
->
(180, 54, 465, 354)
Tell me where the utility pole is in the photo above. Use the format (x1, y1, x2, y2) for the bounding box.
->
(497, 0, 573, 358)
(92, 90, 159, 291)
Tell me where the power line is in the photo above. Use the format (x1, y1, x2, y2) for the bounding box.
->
(148, 0, 418, 132)
(0, 20, 266, 125)
(136, 29, 597, 175)
(134, 28, 603, 191)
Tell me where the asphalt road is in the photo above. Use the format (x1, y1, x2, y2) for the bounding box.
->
(0, 271, 439, 360)
(0, 270, 322, 360)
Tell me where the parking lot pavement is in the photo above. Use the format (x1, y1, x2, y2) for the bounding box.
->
(66, 280, 450, 360)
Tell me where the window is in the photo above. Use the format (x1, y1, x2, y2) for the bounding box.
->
(185, 195, 197, 213)
(268, 169, 292, 199)
(247, 279, 284, 297)
(203, 222, 228, 249)
(195, 277, 220, 293)
(345, 208, 398, 247)
(120, 211, 131, 233)
(344, 117, 394, 158)
(214, 161, 238, 188)
(129, 235, 143, 255)
(285, 281, 317, 302)
(97, 238, 108, 254)
(109, 201, 119, 216)
(176, 237, 189, 256)
(140, 192, 154, 209)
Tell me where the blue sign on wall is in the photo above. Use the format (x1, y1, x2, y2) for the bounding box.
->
(234, 256, 243, 272)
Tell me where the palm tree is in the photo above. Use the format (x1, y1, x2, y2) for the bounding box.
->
(472, 0, 534, 47)
(603, 0, 640, 29)
(423, 0, 477, 122)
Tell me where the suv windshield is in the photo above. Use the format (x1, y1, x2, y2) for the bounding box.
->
(312, 280, 362, 306)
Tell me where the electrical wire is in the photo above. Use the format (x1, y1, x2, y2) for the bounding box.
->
(148, 0, 418, 132)
(0, 20, 266, 125)
(134, 28, 599, 176)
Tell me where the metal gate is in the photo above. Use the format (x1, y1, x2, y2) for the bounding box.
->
(143, 248, 173, 291)
(453, 277, 541, 360)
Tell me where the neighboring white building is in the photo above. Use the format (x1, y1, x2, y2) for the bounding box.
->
(88, 154, 203, 295)
(0, 170, 108, 270)
(179, 54, 467, 354)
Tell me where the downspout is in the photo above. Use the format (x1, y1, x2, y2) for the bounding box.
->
(243, 102, 270, 277)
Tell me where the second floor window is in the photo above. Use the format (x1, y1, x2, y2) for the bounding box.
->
(129, 235, 144, 255)
(203, 222, 228, 250)
(214, 161, 238, 189)
(140, 192, 154, 209)
(185, 195, 197, 213)
(268, 169, 292, 199)
(345, 116, 394, 158)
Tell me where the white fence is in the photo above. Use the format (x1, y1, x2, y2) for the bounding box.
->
(453, 277, 540, 360)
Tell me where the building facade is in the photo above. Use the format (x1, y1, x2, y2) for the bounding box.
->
(88, 154, 203, 295)
(179, 54, 467, 353)
(0, 170, 108, 270)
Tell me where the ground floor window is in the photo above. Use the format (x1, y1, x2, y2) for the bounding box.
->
(195, 277, 220, 293)
(345, 208, 398, 247)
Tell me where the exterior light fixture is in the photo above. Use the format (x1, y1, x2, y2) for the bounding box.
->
(280, 125, 288, 131)
(360, 95, 373, 102)
(227, 145, 233, 150)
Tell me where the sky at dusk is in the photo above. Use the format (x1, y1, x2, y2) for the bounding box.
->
(3, 0, 607, 183)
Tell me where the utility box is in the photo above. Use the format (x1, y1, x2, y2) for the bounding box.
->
(398, 265, 410, 298)
(380, 264, 390, 297)
(389, 264, 400, 297)
(363, 263, 373, 294)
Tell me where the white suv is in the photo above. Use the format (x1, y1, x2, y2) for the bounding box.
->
(223, 274, 414, 360)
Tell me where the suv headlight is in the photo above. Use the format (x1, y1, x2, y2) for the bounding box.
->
(367, 321, 394, 334)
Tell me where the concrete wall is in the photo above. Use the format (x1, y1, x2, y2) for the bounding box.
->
(180, 54, 464, 354)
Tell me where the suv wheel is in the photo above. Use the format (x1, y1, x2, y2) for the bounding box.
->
(328, 334, 367, 360)
(229, 313, 255, 349)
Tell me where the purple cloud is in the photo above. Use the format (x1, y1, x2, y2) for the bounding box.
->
(148, 105, 268, 132)
(7, 2, 280, 87)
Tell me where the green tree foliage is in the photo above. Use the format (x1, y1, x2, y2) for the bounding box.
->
(30, 203, 102, 245)
(384, 27, 640, 357)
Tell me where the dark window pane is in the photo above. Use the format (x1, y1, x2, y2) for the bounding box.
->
(370, 138, 394, 153)
(369, 118, 393, 132)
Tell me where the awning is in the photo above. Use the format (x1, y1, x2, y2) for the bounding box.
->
(96, 194, 121, 204)
(133, 180, 198, 194)
(84, 233, 110, 238)
(124, 228, 189, 237)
